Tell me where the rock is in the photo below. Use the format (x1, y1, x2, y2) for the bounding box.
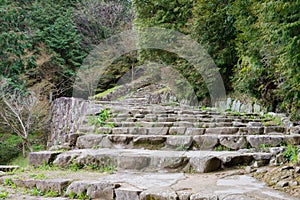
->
(128, 127, 148, 135)
(185, 128, 205, 135)
(295, 166, 300, 173)
(107, 135, 133, 145)
(66, 133, 84, 147)
(253, 103, 261, 113)
(177, 190, 191, 200)
(190, 193, 218, 200)
(245, 166, 252, 174)
(205, 127, 239, 135)
(276, 181, 289, 188)
(118, 156, 151, 170)
(140, 188, 178, 200)
(169, 127, 186, 135)
(264, 126, 285, 134)
(221, 154, 253, 168)
(87, 181, 119, 199)
(289, 181, 298, 187)
(147, 127, 169, 135)
(232, 122, 246, 127)
(239, 127, 264, 135)
(298, 153, 300, 166)
(246, 135, 283, 148)
(189, 156, 222, 173)
(218, 135, 246, 150)
(283, 135, 300, 145)
(77, 125, 95, 134)
(76, 134, 105, 149)
(112, 127, 129, 134)
(133, 136, 166, 147)
(29, 151, 60, 167)
(65, 181, 90, 196)
(115, 187, 141, 200)
(53, 151, 82, 167)
(290, 126, 300, 135)
(35, 179, 71, 195)
(193, 135, 219, 150)
(248, 122, 262, 127)
(166, 136, 193, 149)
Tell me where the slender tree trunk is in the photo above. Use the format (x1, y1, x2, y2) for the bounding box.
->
(22, 140, 26, 158)
(22, 138, 33, 158)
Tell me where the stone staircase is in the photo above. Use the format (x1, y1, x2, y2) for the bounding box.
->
(9, 92, 300, 199)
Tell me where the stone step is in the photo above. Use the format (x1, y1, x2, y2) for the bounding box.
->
(2, 169, 297, 200)
(30, 149, 273, 173)
(75, 134, 300, 151)
(78, 125, 287, 136)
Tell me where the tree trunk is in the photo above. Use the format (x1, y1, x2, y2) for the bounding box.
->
(22, 141, 26, 158)
(22, 138, 33, 158)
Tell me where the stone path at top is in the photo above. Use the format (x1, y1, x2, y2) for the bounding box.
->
(6, 85, 300, 199)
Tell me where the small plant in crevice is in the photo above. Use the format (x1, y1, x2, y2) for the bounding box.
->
(214, 145, 231, 151)
(30, 187, 43, 196)
(187, 167, 196, 174)
(87, 109, 114, 127)
(283, 144, 299, 164)
(29, 173, 47, 180)
(176, 144, 189, 151)
(4, 178, 16, 189)
(76, 191, 90, 200)
(0, 189, 8, 199)
(44, 190, 59, 197)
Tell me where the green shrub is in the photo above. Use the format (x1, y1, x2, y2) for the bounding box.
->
(283, 145, 299, 164)
(0, 134, 22, 164)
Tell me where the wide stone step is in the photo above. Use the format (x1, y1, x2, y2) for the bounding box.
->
(30, 149, 273, 173)
(2, 170, 297, 200)
(78, 125, 287, 136)
(75, 134, 300, 151)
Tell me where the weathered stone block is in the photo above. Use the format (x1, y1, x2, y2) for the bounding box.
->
(205, 127, 239, 135)
(36, 179, 71, 195)
(247, 135, 283, 148)
(76, 134, 105, 149)
(115, 187, 141, 200)
(166, 136, 193, 149)
(140, 188, 178, 200)
(189, 156, 222, 173)
(29, 151, 60, 167)
(219, 135, 247, 150)
(193, 135, 219, 150)
(147, 127, 169, 135)
(87, 182, 119, 199)
(169, 127, 186, 135)
(117, 156, 150, 170)
(185, 128, 205, 135)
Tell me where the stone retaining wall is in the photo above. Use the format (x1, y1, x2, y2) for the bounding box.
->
(47, 97, 91, 148)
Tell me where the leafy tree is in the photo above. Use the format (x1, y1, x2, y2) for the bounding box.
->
(192, 0, 238, 90)
(231, 0, 300, 119)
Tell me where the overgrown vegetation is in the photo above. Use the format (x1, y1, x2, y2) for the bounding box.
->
(87, 109, 115, 128)
(283, 145, 299, 164)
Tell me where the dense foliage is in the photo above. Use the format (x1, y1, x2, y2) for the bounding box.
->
(132, 0, 300, 120)
(0, 0, 300, 120)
